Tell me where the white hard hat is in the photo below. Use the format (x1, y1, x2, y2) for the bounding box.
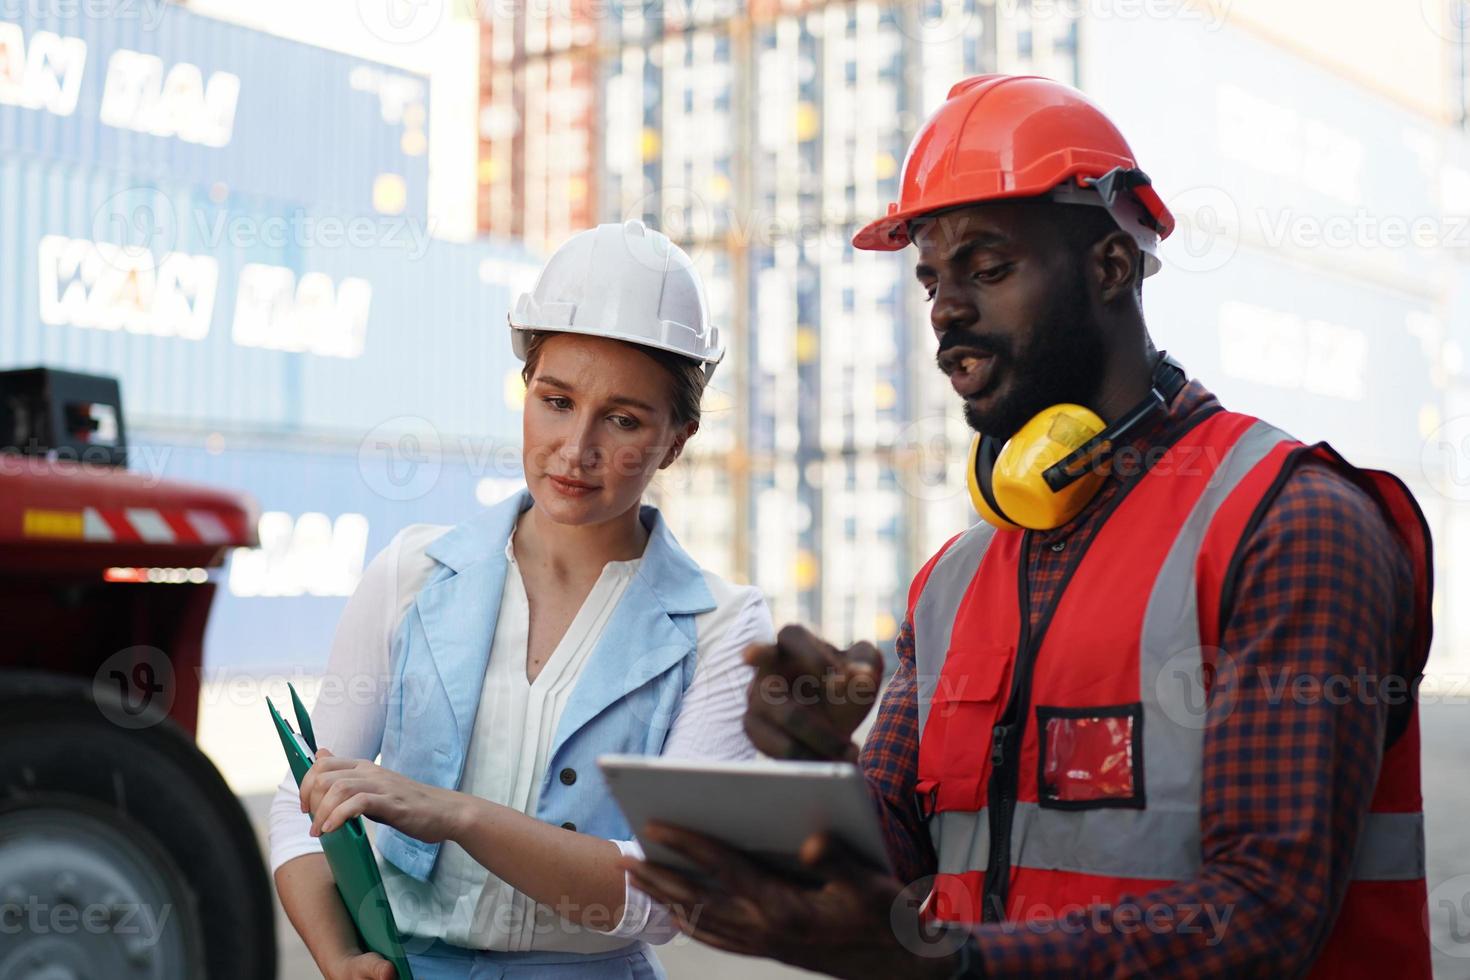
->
(509, 220, 724, 381)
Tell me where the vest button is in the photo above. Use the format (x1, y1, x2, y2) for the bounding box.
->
(559, 767, 577, 786)
(561, 821, 577, 831)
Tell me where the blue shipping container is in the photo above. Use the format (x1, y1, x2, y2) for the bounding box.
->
(128, 432, 527, 674)
(0, 156, 540, 442)
(1149, 244, 1438, 473)
(1, 0, 428, 219)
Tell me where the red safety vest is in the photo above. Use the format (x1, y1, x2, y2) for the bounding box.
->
(911, 410, 1432, 977)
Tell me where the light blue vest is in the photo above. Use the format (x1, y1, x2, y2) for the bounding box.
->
(376, 489, 716, 881)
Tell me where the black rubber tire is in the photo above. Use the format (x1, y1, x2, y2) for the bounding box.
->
(0, 670, 276, 980)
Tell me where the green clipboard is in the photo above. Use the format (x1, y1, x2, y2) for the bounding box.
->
(269, 683, 415, 980)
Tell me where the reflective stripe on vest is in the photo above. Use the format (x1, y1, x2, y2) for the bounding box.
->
(913, 520, 998, 736)
(913, 419, 1422, 884)
(931, 806, 1424, 881)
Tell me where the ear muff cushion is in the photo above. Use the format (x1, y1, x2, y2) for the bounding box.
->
(968, 434, 1021, 529)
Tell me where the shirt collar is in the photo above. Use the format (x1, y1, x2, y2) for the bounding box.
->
(427, 487, 714, 616)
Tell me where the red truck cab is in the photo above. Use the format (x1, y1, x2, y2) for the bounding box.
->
(0, 368, 275, 979)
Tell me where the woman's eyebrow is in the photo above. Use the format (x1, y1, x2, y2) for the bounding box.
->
(609, 394, 657, 413)
(535, 375, 656, 413)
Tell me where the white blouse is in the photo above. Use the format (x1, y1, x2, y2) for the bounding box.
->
(268, 519, 772, 951)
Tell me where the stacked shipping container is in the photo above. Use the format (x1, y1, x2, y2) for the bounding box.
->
(478, 0, 1466, 670)
(479, 0, 1078, 646)
(15, 0, 1458, 672)
(1, 1, 537, 671)
(1085, 9, 1468, 676)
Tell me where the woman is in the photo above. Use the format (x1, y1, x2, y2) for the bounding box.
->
(269, 220, 771, 979)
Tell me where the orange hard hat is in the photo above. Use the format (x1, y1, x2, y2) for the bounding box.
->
(853, 74, 1174, 275)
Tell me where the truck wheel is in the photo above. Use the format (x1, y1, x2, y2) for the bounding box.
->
(0, 671, 275, 980)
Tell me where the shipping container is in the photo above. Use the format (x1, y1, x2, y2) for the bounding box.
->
(1, 0, 429, 219)
(119, 431, 522, 673)
(682, 243, 742, 456)
(477, 0, 600, 246)
(517, 50, 601, 248)
(646, 455, 743, 588)
(1147, 245, 1439, 471)
(1083, 10, 1463, 678)
(469, 0, 1082, 642)
(746, 462, 807, 630)
(1080, 11, 1455, 461)
(1084, 9, 1442, 295)
(477, 49, 519, 237)
(603, 29, 734, 240)
(0, 156, 539, 442)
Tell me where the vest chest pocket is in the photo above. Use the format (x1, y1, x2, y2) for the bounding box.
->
(921, 644, 1012, 813)
(1035, 702, 1145, 809)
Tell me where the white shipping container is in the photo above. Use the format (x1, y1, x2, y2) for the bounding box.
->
(813, 457, 905, 646)
(649, 458, 743, 585)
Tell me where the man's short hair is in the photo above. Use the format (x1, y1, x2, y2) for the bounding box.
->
(1050, 200, 1146, 298)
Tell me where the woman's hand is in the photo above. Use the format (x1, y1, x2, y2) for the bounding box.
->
(300, 747, 465, 844)
(327, 950, 397, 980)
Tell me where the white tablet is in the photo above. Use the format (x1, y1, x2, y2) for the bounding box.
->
(597, 754, 893, 879)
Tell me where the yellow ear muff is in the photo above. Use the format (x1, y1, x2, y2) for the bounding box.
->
(992, 404, 1108, 530)
(968, 404, 1109, 531)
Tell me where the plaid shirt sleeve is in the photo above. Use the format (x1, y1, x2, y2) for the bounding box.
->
(946, 459, 1416, 978)
(860, 617, 938, 886)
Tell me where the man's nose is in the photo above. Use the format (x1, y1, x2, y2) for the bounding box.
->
(930, 280, 978, 338)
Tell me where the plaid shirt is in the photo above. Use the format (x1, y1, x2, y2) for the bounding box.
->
(860, 379, 1419, 978)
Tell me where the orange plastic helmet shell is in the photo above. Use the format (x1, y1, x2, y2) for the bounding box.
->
(852, 74, 1175, 253)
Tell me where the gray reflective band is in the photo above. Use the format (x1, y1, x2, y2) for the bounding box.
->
(935, 804, 1425, 883)
(1352, 811, 1426, 881)
(934, 804, 1202, 881)
(933, 808, 989, 875)
(1138, 420, 1289, 814)
(913, 522, 997, 734)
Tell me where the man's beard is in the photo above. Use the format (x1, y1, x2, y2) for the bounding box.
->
(956, 277, 1107, 441)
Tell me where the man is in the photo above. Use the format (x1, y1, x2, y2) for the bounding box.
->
(622, 75, 1433, 977)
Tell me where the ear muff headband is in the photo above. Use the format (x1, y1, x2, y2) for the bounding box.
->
(1043, 388, 1165, 493)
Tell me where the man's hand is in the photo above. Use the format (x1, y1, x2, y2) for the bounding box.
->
(621, 822, 960, 980)
(743, 624, 883, 761)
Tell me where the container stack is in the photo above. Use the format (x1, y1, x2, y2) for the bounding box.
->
(478, 0, 1079, 646)
(0, 0, 538, 672)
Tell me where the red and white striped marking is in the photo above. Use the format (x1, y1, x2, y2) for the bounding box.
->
(82, 507, 243, 544)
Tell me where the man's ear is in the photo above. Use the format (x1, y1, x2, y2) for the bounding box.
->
(1093, 230, 1144, 304)
(660, 421, 699, 469)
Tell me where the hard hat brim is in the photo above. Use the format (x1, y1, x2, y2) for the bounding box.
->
(851, 186, 1076, 251)
(852, 180, 1175, 254)
(508, 318, 723, 381)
